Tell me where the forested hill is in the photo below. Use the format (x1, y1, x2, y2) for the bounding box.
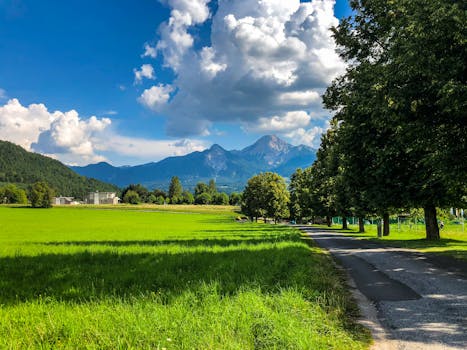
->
(0, 140, 118, 199)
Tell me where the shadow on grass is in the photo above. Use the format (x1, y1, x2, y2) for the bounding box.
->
(39, 235, 300, 248)
(0, 245, 334, 306)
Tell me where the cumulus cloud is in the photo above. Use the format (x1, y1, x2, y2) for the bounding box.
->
(140, 0, 345, 138)
(243, 111, 312, 133)
(138, 84, 174, 111)
(0, 99, 207, 165)
(285, 125, 328, 149)
(133, 64, 155, 84)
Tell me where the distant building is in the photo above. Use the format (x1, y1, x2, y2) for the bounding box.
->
(85, 191, 120, 205)
(54, 197, 77, 205)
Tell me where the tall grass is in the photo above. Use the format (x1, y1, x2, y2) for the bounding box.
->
(0, 206, 370, 349)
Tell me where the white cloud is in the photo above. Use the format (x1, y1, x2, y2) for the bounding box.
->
(142, 43, 157, 58)
(243, 111, 312, 133)
(285, 125, 328, 149)
(133, 64, 155, 84)
(0, 88, 6, 100)
(101, 135, 207, 161)
(138, 84, 174, 111)
(156, 0, 212, 71)
(142, 0, 345, 136)
(0, 98, 207, 166)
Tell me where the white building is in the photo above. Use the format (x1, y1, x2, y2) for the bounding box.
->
(85, 191, 120, 205)
(54, 197, 77, 205)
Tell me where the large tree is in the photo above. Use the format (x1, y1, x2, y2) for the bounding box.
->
(242, 172, 289, 223)
(168, 176, 183, 204)
(325, 0, 466, 239)
(29, 181, 54, 208)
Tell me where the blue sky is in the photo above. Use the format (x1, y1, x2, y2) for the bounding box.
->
(0, 0, 351, 166)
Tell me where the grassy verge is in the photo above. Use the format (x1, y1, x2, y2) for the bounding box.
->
(314, 223, 467, 261)
(0, 206, 370, 349)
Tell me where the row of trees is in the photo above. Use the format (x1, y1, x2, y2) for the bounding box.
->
(290, 0, 466, 240)
(120, 177, 242, 206)
(0, 182, 55, 208)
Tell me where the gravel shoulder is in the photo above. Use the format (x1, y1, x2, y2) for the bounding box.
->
(299, 226, 467, 350)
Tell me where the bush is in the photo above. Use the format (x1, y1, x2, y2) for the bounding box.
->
(123, 190, 140, 204)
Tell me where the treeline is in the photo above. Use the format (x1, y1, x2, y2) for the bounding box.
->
(289, 0, 466, 240)
(0, 182, 55, 208)
(0, 140, 118, 198)
(120, 177, 242, 206)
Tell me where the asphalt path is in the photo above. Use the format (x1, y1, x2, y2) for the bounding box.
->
(299, 226, 467, 350)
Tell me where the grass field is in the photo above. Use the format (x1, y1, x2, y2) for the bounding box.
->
(328, 222, 467, 261)
(0, 205, 370, 349)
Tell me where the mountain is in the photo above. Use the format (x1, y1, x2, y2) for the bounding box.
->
(0, 140, 119, 198)
(71, 135, 316, 191)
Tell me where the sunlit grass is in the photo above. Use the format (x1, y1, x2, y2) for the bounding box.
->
(315, 222, 467, 261)
(0, 206, 370, 349)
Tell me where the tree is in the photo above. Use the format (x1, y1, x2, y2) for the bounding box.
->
(325, 0, 467, 239)
(229, 192, 242, 206)
(208, 179, 217, 195)
(168, 176, 183, 204)
(123, 190, 140, 204)
(121, 184, 149, 203)
(242, 172, 289, 223)
(29, 181, 54, 208)
(194, 182, 209, 196)
(195, 192, 211, 205)
(181, 190, 194, 204)
(212, 192, 229, 205)
(0, 184, 28, 204)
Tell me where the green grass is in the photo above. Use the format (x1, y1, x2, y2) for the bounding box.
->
(320, 222, 467, 261)
(0, 205, 370, 349)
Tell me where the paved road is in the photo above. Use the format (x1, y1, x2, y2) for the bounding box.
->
(299, 226, 467, 350)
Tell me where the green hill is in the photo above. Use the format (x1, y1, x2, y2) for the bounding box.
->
(0, 140, 119, 199)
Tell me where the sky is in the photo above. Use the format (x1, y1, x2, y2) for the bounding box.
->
(0, 0, 351, 166)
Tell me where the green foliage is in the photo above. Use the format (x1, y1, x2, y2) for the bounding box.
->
(122, 190, 140, 204)
(29, 181, 54, 208)
(181, 190, 194, 204)
(0, 206, 371, 349)
(208, 179, 217, 195)
(242, 172, 289, 222)
(0, 140, 118, 199)
(194, 182, 209, 196)
(0, 184, 28, 204)
(121, 184, 149, 203)
(212, 192, 229, 205)
(229, 192, 242, 206)
(195, 192, 212, 205)
(320, 0, 467, 239)
(168, 176, 183, 203)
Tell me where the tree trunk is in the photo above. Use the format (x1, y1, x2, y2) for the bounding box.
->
(383, 213, 390, 236)
(326, 215, 332, 227)
(342, 217, 348, 230)
(358, 217, 365, 233)
(424, 205, 440, 240)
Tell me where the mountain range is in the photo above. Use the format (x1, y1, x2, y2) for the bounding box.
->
(71, 135, 316, 192)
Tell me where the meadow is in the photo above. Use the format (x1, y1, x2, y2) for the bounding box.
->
(0, 205, 370, 349)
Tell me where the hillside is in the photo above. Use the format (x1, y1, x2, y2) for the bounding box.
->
(72, 135, 316, 191)
(0, 140, 118, 199)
